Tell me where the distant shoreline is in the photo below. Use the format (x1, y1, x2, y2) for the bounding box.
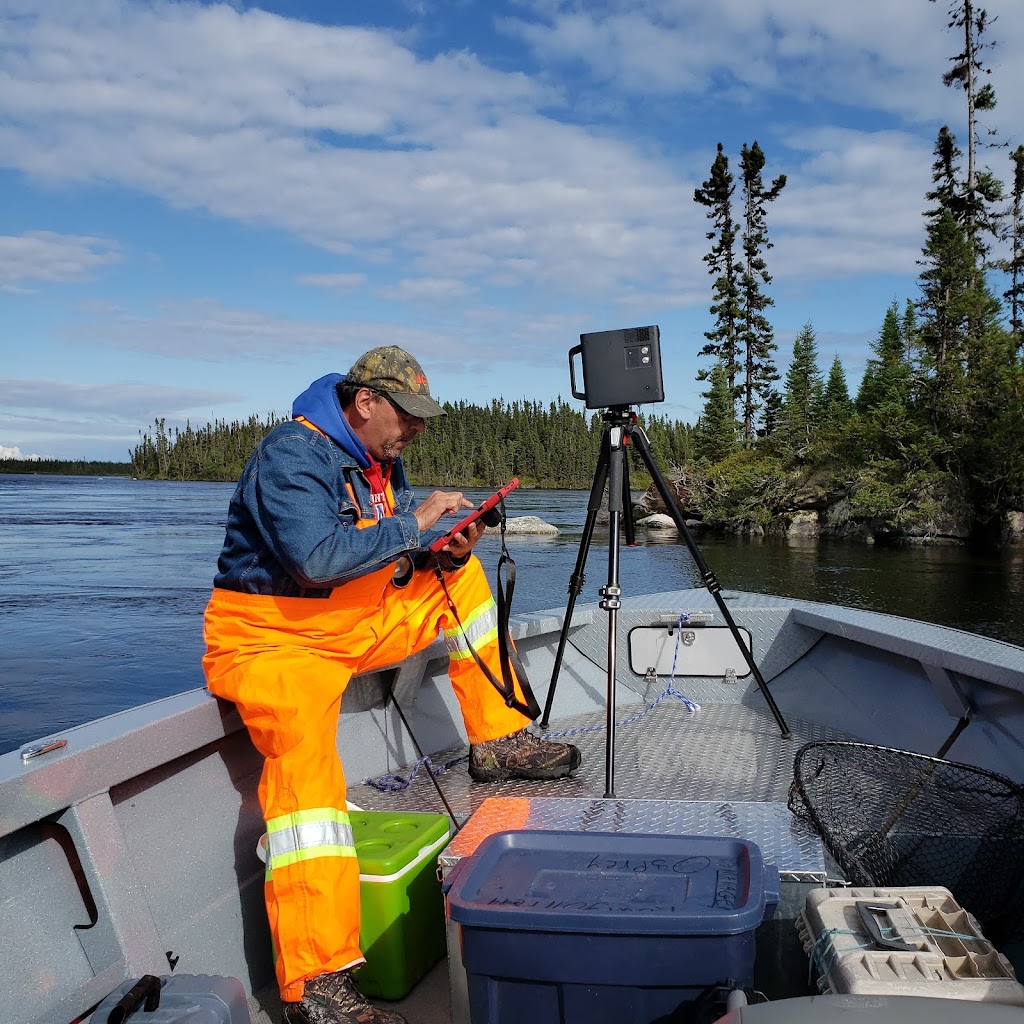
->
(0, 460, 133, 477)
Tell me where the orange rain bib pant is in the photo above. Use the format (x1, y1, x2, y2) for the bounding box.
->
(202, 556, 529, 1002)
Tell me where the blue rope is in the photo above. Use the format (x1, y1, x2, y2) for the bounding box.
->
(806, 923, 989, 988)
(545, 612, 701, 739)
(807, 928, 869, 987)
(364, 752, 469, 792)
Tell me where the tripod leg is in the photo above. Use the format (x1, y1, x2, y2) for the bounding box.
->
(621, 432, 636, 547)
(540, 431, 610, 729)
(601, 424, 627, 797)
(627, 424, 791, 739)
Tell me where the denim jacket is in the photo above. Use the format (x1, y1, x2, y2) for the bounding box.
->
(213, 417, 454, 598)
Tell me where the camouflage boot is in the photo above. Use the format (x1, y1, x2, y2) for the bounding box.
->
(469, 727, 582, 783)
(282, 969, 407, 1024)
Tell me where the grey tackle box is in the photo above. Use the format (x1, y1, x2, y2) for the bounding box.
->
(91, 974, 250, 1024)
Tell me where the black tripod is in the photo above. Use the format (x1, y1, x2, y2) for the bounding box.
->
(539, 407, 791, 798)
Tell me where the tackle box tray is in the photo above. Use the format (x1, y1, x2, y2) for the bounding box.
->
(797, 886, 1024, 1004)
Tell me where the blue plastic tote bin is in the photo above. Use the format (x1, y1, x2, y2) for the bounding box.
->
(445, 829, 779, 1024)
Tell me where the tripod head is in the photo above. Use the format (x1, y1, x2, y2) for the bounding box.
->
(600, 405, 636, 424)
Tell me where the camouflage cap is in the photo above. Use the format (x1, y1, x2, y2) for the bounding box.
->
(345, 345, 446, 419)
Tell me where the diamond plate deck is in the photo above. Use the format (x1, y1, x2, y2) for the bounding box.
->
(439, 796, 825, 882)
(347, 698, 848, 883)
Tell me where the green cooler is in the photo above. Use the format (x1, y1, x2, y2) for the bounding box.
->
(350, 810, 452, 1000)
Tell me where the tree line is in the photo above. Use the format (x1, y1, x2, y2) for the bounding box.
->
(129, 399, 695, 490)
(0, 458, 132, 476)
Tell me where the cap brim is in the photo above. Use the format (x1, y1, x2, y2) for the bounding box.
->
(389, 391, 447, 418)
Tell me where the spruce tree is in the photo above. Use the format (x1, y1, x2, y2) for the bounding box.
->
(693, 362, 739, 464)
(778, 323, 823, 453)
(694, 143, 742, 413)
(856, 303, 911, 413)
(931, 1, 1003, 237)
(738, 142, 786, 443)
(1001, 145, 1024, 345)
(821, 357, 853, 425)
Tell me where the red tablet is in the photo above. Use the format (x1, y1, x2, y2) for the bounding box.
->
(428, 478, 519, 553)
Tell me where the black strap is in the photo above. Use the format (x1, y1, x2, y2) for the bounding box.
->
(434, 499, 541, 721)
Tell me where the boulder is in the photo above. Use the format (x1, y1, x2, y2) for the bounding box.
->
(1006, 512, 1024, 545)
(635, 513, 677, 531)
(786, 510, 821, 537)
(486, 515, 559, 536)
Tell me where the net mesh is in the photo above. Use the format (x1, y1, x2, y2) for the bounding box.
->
(789, 740, 1024, 944)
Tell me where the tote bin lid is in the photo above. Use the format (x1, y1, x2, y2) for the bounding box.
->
(446, 829, 779, 936)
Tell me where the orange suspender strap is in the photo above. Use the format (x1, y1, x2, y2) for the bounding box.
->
(294, 416, 395, 525)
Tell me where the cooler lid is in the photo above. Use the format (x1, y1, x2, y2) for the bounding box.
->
(350, 811, 450, 876)
(447, 830, 777, 936)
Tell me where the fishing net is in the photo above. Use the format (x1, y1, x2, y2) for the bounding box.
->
(789, 740, 1024, 944)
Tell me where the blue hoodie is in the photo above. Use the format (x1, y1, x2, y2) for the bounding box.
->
(212, 374, 454, 596)
(290, 373, 371, 471)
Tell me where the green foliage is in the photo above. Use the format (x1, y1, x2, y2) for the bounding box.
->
(824, 404, 959, 531)
(999, 145, 1024, 342)
(737, 141, 786, 442)
(131, 414, 288, 481)
(690, 449, 789, 527)
(694, 140, 785, 440)
(821, 357, 853, 424)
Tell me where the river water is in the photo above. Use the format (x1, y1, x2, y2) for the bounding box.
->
(2, 473, 1022, 755)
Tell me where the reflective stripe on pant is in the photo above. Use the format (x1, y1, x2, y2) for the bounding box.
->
(201, 556, 529, 1001)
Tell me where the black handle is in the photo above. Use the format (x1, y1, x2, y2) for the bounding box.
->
(107, 974, 162, 1024)
(568, 344, 585, 401)
(855, 901, 917, 952)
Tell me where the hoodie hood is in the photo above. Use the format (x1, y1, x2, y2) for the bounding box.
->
(291, 373, 371, 470)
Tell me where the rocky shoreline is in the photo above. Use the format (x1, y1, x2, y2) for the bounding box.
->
(632, 470, 1024, 547)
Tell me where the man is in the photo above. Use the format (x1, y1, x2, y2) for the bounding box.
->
(202, 346, 581, 1024)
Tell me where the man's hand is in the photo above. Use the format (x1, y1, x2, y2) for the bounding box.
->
(444, 519, 487, 558)
(414, 490, 472, 532)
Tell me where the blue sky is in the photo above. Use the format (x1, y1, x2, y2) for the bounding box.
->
(2, 0, 1023, 462)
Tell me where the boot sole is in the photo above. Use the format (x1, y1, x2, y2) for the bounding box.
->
(468, 757, 582, 784)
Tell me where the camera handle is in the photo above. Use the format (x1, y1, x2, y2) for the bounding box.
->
(567, 343, 586, 402)
(540, 409, 790, 798)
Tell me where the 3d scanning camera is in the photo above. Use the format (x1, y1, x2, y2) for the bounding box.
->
(568, 325, 664, 409)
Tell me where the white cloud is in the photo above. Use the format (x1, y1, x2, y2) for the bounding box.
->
(375, 276, 476, 301)
(1, 0, 1022, 455)
(59, 297, 566, 370)
(0, 0, 988, 310)
(0, 377, 236, 421)
(0, 231, 122, 293)
(0, 444, 40, 459)
(501, 0, 1024, 128)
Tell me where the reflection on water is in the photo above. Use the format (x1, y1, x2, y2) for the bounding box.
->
(1, 474, 1022, 754)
